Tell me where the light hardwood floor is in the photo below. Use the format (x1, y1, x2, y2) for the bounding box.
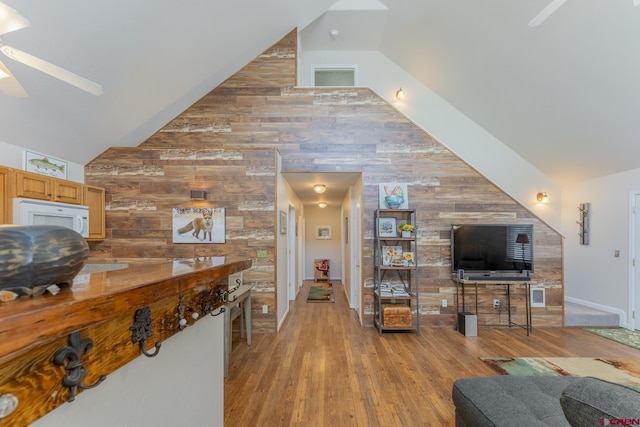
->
(224, 281, 639, 426)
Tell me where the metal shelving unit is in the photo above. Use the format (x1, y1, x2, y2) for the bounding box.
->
(373, 209, 419, 335)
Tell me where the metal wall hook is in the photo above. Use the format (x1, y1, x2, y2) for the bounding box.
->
(217, 288, 228, 303)
(177, 294, 189, 330)
(211, 306, 225, 317)
(53, 331, 107, 402)
(218, 283, 241, 303)
(130, 307, 162, 358)
(140, 342, 161, 357)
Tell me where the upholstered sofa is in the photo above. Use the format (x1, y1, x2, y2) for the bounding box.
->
(452, 375, 640, 426)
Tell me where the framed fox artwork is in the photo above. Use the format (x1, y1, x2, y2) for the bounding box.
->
(172, 207, 226, 243)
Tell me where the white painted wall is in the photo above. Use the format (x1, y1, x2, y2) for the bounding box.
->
(305, 205, 342, 280)
(298, 50, 561, 230)
(31, 313, 224, 427)
(562, 168, 640, 326)
(0, 140, 86, 183)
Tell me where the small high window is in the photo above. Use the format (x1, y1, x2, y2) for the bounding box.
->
(312, 66, 357, 87)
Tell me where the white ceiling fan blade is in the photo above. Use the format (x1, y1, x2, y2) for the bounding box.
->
(0, 2, 30, 36)
(0, 58, 27, 97)
(529, 0, 567, 27)
(0, 44, 102, 95)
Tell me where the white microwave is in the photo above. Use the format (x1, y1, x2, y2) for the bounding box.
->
(13, 198, 89, 238)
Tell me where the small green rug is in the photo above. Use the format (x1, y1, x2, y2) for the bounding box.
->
(306, 282, 334, 303)
(584, 328, 640, 351)
(480, 356, 640, 391)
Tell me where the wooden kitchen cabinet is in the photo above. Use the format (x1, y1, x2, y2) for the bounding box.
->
(84, 184, 106, 240)
(14, 170, 83, 204)
(0, 167, 12, 224)
(1, 165, 105, 239)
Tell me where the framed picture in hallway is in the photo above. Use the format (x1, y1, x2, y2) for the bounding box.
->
(280, 210, 287, 234)
(315, 225, 332, 239)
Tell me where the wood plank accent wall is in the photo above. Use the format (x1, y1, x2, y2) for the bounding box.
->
(86, 28, 564, 332)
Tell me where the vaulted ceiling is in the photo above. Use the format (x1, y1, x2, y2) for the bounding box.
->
(1, 0, 638, 189)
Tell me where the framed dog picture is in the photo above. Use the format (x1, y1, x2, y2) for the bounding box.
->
(172, 207, 225, 243)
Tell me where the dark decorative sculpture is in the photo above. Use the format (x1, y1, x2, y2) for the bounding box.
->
(53, 331, 106, 402)
(130, 307, 161, 357)
(0, 225, 89, 297)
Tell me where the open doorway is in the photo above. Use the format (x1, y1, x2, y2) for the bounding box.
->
(281, 171, 364, 323)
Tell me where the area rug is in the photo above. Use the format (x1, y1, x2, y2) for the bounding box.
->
(480, 356, 640, 390)
(306, 282, 334, 303)
(584, 328, 640, 351)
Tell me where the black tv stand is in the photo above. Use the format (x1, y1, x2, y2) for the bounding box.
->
(455, 278, 532, 335)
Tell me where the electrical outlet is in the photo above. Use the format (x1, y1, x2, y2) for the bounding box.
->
(493, 299, 501, 309)
(262, 305, 268, 314)
(441, 299, 447, 308)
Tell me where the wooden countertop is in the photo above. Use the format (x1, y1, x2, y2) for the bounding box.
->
(0, 257, 252, 362)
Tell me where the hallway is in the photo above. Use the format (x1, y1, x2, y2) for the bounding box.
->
(224, 281, 640, 426)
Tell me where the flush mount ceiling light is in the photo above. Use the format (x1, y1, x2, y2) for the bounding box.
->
(537, 192, 549, 204)
(318, 202, 327, 208)
(313, 184, 326, 194)
(395, 88, 405, 101)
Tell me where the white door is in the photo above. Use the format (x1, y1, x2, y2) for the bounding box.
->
(288, 205, 297, 300)
(352, 197, 363, 324)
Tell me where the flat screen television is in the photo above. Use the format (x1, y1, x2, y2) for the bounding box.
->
(451, 224, 534, 274)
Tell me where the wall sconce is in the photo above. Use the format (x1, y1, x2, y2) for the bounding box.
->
(190, 190, 207, 200)
(395, 88, 405, 101)
(318, 202, 327, 208)
(536, 192, 549, 204)
(313, 184, 326, 194)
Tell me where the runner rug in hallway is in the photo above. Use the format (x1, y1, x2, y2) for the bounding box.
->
(480, 357, 640, 391)
(584, 328, 640, 351)
(307, 282, 334, 303)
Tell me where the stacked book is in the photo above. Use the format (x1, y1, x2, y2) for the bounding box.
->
(379, 283, 410, 297)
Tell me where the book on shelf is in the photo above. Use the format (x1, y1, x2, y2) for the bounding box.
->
(379, 283, 410, 297)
